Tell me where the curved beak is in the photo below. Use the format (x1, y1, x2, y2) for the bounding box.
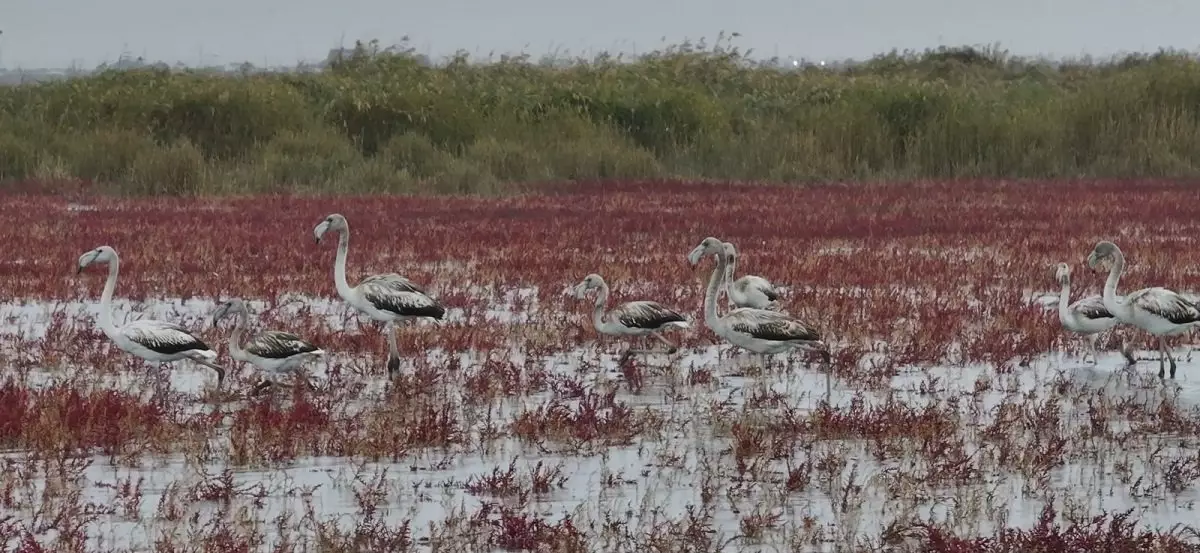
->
(572, 282, 588, 299)
(313, 221, 329, 244)
(687, 246, 705, 266)
(1085, 252, 1101, 271)
(76, 252, 97, 274)
(211, 303, 231, 329)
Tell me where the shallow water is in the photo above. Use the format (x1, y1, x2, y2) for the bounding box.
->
(3, 295, 1200, 551)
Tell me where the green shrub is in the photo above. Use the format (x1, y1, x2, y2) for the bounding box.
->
(0, 131, 39, 180)
(4, 41, 1200, 195)
(56, 128, 157, 182)
(259, 128, 362, 187)
(124, 140, 206, 196)
(374, 132, 458, 179)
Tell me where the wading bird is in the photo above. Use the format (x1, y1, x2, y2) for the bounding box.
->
(76, 246, 227, 388)
(211, 298, 325, 396)
(314, 213, 446, 380)
(1052, 262, 1134, 365)
(688, 237, 831, 392)
(1087, 241, 1200, 379)
(572, 273, 690, 365)
(723, 241, 781, 310)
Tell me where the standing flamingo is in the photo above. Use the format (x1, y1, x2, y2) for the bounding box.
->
(687, 237, 831, 392)
(1051, 262, 1133, 365)
(573, 273, 690, 365)
(1087, 241, 1200, 378)
(76, 246, 227, 388)
(722, 241, 781, 310)
(314, 213, 446, 379)
(212, 298, 325, 396)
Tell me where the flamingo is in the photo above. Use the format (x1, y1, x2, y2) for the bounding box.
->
(572, 273, 690, 365)
(1052, 262, 1134, 365)
(313, 213, 446, 379)
(1087, 241, 1200, 378)
(211, 298, 325, 396)
(722, 241, 781, 310)
(76, 246, 227, 388)
(687, 237, 831, 391)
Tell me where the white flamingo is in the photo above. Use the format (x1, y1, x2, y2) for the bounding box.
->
(212, 298, 325, 396)
(76, 246, 227, 388)
(313, 213, 446, 379)
(1087, 241, 1200, 378)
(722, 241, 781, 311)
(687, 237, 831, 391)
(573, 273, 690, 365)
(1052, 262, 1133, 365)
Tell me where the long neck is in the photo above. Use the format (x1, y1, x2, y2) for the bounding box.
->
(704, 252, 728, 331)
(1057, 279, 1073, 325)
(1103, 253, 1125, 306)
(228, 310, 249, 361)
(333, 229, 355, 300)
(591, 281, 611, 332)
(724, 256, 737, 306)
(98, 258, 120, 339)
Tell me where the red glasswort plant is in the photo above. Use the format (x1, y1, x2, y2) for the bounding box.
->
(1, 178, 1200, 550)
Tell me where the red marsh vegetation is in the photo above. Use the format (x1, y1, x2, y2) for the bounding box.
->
(1, 178, 1200, 551)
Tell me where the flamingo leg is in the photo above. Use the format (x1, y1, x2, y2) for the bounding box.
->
(1118, 337, 1136, 365)
(1159, 336, 1178, 379)
(620, 336, 662, 366)
(151, 363, 170, 396)
(1120, 335, 1140, 366)
(191, 358, 229, 388)
(809, 347, 832, 399)
(650, 332, 679, 354)
(1087, 334, 1099, 365)
(386, 323, 401, 379)
(1157, 337, 1167, 379)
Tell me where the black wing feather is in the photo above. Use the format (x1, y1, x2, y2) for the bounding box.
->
(729, 310, 821, 342)
(244, 331, 322, 359)
(615, 301, 686, 330)
(1129, 288, 1200, 325)
(126, 321, 211, 355)
(1071, 296, 1115, 321)
(364, 290, 446, 319)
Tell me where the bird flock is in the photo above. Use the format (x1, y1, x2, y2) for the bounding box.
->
(72, 215, 1200, 398)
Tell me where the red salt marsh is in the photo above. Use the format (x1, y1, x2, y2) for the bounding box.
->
(2, 178, 1200, 552)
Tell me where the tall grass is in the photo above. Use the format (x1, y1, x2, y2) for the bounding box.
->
(4, 37, 1200, 195)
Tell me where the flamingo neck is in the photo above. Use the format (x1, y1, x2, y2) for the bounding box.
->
(704, 252, 728, 333)
(333, 230, 355, 302)
(1103, 252, 1125, 313)
(1056, 279, 1073, 327)
(228, 310, 249, 362)
(98, 257, 120, 340)
(591, 281, 612, 332)
(724, 257, 737, 306)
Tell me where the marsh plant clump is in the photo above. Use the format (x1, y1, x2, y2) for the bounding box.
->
(7, 38, 1200, 194)
(2, 178, 1200, 551)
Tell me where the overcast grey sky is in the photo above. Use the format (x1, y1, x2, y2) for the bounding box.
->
(2, 0, 1198, 69)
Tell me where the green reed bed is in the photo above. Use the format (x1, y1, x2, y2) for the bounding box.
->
(3, 40, 1200, 195)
